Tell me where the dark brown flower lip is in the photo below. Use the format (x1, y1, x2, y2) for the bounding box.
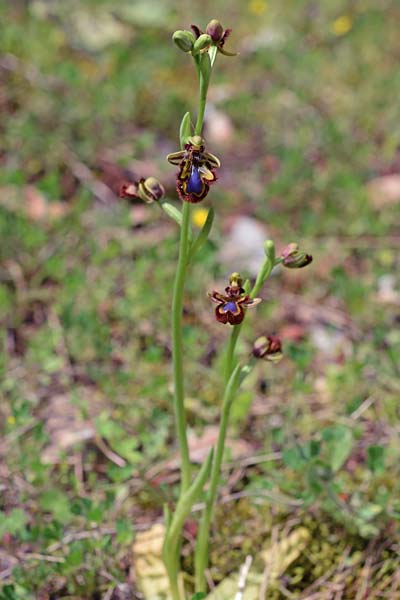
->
(167, 138, 220, 203)
(208, 288, 261, 325)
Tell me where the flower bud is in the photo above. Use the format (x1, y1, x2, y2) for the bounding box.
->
(253, 336, 283, 363)
(192, 33, 212, 55)
(137, 177, 165, 203)
(281, 243, 313, 269)
(172, 30, 195, 53)
(206, 19, 224, 42)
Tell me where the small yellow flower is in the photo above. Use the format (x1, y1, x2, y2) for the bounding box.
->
(7, 415, 16, 425)
(249, 0, 267, 16)
(332, 15, 353, 36)
(192, 207, 209, 228)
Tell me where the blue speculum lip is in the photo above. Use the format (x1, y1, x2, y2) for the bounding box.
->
(222, 301, 237, 313)
(186, 166, 203, 195)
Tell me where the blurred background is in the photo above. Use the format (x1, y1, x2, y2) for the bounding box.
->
(1, 0, 400, 598)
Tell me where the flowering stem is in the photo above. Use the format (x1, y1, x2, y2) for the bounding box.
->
(194, 364, 242, 592)
(166, 49, 215, 600)
(195, 253, 275, 591)
(224, 253, 274, 383)
(172, 200, 192, 493)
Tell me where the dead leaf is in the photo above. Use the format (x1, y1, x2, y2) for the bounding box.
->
(206, 527, 311, 599)
(133, 523, 184, 600)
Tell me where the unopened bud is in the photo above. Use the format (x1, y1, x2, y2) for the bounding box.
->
(172, 30, 195, 53)
(192, 33, 212, 55)
(206, 19, 224, 42)
(281, 243, 313, 269)
(137, 177, 165, 203)
(253, 336, 283, 363)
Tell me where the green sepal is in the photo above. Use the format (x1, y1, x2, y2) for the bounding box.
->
(187, 207, 214, 262)
(179, 111, 193, 150)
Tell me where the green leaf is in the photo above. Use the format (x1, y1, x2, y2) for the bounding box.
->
(358, 502, 383, 522)
(116, 518, 134, 545)
(282, 446, 306, 471)
(65, 545, 84, 568)
(40, 489, 72, 522)
(191, 594, 207, 600)
(179, 111, 192, 149)
(187, 207, 214, 261)
(0, 509, 28, 538)
(322, 425, 353, 472)
(367, 444, 385, 474)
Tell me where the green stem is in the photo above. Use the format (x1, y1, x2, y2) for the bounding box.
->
(164, 450, 213, 599)
(194, 365, 241, 592)
(171, 52, 211, 492)
(165, 51, 215, 600)
(195, 255, 275, 591)
(224, 323, 242, 384)
(171, 201, 192, 493)
(195, 67, 208, 136)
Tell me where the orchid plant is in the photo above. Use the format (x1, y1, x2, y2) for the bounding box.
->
(121, 19, 312, 599)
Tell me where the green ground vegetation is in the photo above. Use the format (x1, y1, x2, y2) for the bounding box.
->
(1, 0, 399, 598)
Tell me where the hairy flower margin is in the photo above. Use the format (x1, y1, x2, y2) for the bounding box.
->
(208, 272, 261, 325)
(167, 135, 220, 203)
